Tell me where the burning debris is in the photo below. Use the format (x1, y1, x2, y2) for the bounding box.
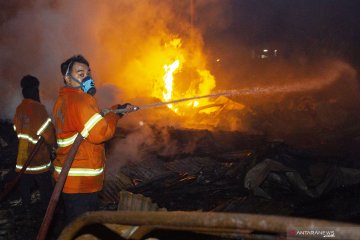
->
(1, 115, 360, 239)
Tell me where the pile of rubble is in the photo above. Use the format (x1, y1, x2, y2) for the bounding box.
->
(101, 127, 360, 221)
(1, 119, 360, 239)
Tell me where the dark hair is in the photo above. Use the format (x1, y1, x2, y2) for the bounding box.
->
(20, 75, 39, 89)
(20, 75, 40, 102)
(60, 54, 90, 76)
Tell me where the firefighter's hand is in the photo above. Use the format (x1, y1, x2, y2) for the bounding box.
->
(117, 103, 139, 116)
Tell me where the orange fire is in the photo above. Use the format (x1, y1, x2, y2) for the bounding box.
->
(152, 37, 218, 116)
(88, 2, 247, 131)
(163, 59, 180, 112)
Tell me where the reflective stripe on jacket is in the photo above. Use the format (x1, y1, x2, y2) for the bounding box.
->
(13, 99, 56, 174)
(52, 87, 119, 193)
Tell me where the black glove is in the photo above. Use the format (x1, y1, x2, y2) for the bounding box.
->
(118, 103, 131, 110)
(117, 103, 139, 116)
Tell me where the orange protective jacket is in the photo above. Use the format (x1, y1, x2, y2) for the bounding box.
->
(52, 87, 119, 193)
(13, 99, 56, 174)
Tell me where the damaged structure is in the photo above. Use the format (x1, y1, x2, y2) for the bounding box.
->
(2, 112, 360, 239)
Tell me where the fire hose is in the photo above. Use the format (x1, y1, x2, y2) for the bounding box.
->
(102, 90, 242, 115)
(99, 88, 284, 115)
(0, 136, 45, 202)
(36, 133, 84, 240)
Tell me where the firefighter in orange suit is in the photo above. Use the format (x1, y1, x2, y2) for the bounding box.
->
(13, 75, 57, 213)
(52, 54, 137, 224)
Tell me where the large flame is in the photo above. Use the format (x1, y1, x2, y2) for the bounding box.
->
(151, 37, 218, 116)
(163, 59, 180, 112)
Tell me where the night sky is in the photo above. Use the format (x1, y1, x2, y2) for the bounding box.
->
(202, 0, 360, 67)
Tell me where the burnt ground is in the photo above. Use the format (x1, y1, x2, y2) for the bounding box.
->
(1, 119, 360, 239)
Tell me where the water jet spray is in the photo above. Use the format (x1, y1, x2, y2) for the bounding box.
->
(106, 79, 333, 115)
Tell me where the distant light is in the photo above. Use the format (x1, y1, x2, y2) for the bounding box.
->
(274, 49, 278, 56)
(261, 54, 268, 59)
(216, 58, 221, 62)
(139, 121, 144, 126)
(263, 49, 268, 52)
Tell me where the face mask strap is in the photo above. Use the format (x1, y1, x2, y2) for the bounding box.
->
(65, 61, 72, 76)
(69, 75, 82, 87)
(66, 61, 82, 88)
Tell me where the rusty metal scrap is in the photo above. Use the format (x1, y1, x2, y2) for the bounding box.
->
(58, 211, 360, 240)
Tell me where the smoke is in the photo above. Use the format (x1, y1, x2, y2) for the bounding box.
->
(0, 0, 95, 118)
(0, 0, 205, 118)
(1, 0, 360, 159)
(105, 123, 179, 174)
